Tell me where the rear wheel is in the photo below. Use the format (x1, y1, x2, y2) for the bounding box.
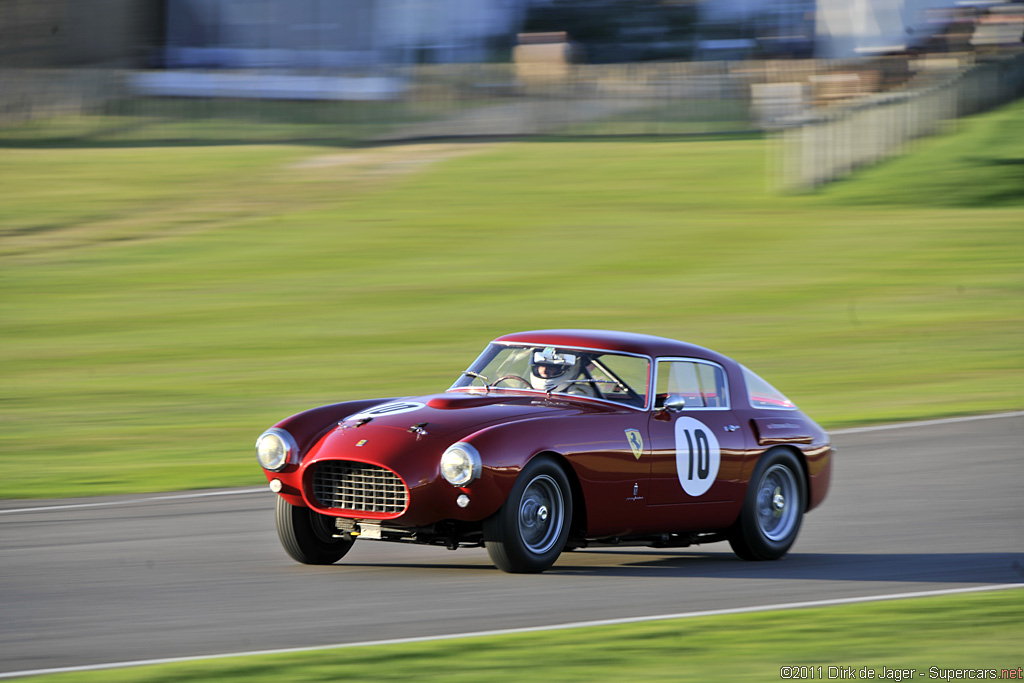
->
(275, 496, 354, 565)
(484, 456, 572, 573)
(729, 449, 805, 561)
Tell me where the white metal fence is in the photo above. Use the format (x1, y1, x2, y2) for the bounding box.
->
(777, 53, 1024, 191)
(0, 62, 757, 139)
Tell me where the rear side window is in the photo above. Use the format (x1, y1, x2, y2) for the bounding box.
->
(655, 360, 728, 409)
(742, 366, 797, 410)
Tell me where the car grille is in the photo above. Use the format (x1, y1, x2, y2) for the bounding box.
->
(311, 461, 408, 515)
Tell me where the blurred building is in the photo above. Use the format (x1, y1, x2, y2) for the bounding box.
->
(697, 0, 816, 59)
(163, 0, 527, 68)
(0, 0, 528, 69)
(815, 0, 966, 58)
(1, 0, 1019, 71)
(521, 0, 698, 62)
(700, 0, 1023, 60)
(0, 0, 161, 67)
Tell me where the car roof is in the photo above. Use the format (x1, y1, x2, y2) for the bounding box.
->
(493, 329, 731, 364)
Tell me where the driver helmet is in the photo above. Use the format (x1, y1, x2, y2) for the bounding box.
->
(529, 347, 581, 392)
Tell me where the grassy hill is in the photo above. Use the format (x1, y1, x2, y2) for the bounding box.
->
(1, 99, 1022, 499)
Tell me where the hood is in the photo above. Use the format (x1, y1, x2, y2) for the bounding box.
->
(336, 392, 592, 438)
(303, 391, 615, 469)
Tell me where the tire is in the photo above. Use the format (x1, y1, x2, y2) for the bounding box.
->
(275, 496, 354, 565)
(484, 456, 572, 573)
(729, 448, 806, 561)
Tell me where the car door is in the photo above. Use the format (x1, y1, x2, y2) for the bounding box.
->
(646, 358, 746, 506)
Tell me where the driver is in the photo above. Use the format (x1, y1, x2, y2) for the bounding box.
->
(529, 347, 587, 393)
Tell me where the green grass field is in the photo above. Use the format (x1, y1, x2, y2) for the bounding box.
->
(15, 588, 1024, 682)
(1, 99, 1022, 499)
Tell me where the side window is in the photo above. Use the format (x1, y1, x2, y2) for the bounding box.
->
(742, 366, 797, 410)
(594, 353, 650, 408)
(655, 360, 728, 409)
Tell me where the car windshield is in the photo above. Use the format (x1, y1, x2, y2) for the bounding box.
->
(450, 343, 650, 409)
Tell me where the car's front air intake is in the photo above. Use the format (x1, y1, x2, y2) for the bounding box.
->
(311, 461, 408, 516)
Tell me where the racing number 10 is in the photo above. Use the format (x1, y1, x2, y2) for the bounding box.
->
(682, 428, 710, 481)
(674, 417, 721, 497)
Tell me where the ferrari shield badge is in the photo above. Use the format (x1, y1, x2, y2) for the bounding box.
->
(625, 429, 644, 460)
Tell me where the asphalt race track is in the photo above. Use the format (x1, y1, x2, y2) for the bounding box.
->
(2, 414, 1022, 676)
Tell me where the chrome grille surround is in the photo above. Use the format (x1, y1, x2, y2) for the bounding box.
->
(311, 461, 408, 516)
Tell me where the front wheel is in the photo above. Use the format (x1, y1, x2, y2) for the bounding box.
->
(729, 449, 806, 561)
(275, 496, 354, 565)
(484, 456, 572, 573)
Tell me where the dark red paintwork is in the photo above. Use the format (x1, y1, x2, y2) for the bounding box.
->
(261, 329, 832, 543)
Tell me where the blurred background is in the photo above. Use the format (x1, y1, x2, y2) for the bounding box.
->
(2, 8, 1022, 681)
(1, 0, 1022, 498)
(2, 0, 1023, 187)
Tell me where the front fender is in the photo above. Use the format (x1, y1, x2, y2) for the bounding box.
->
(274, 397, 403, 454)
(456, 417, 572, 520)
(262, 397, 403, 506)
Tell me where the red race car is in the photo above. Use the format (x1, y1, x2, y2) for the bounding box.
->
(257, 330, 832, 573)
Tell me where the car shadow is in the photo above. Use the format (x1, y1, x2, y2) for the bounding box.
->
(545, 550, 1024, 583)
(338, 550, 1024, 584)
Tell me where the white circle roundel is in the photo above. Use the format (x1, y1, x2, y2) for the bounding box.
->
(674, 417, 721, 497)
(347, 401, 425, 421)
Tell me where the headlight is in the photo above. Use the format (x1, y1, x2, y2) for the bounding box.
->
(255, 428, 298, 472)
(440, 442, 482, 487)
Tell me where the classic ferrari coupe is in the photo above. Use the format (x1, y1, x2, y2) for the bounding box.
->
(257, 329, 832, 573)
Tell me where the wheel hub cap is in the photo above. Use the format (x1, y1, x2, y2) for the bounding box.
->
(517, 474, 564, 554)
(520, 501, 550, 527)
(756, 464, 800, 542)
(772, 487, 785, 517)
